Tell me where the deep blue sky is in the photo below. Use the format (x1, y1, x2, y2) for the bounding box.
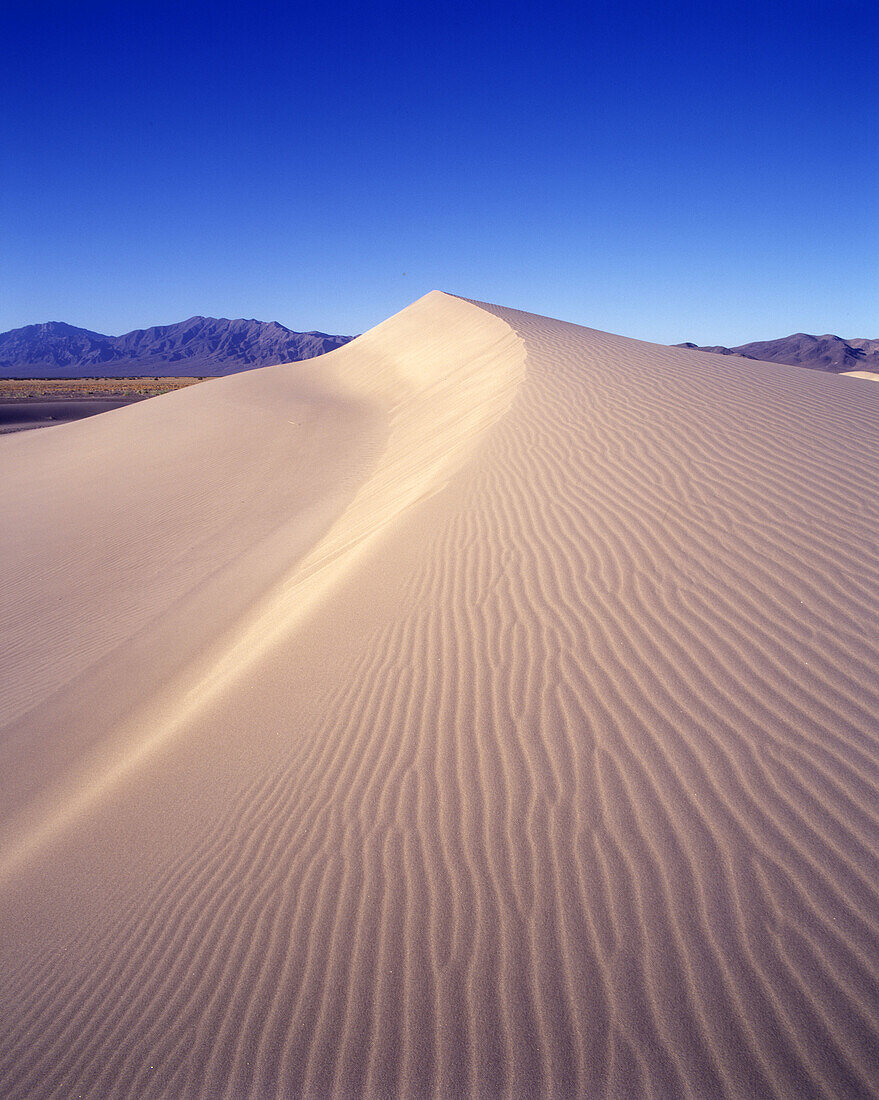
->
(2, 0, 876, 344)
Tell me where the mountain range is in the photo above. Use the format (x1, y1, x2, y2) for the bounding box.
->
(4, 318, 876, 380)
(0, 317, 354, 378)
(675, 332, 879, 374)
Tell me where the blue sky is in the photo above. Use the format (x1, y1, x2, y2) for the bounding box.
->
(2, 0, 876, 344)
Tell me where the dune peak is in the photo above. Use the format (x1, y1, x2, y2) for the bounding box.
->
(1, 295, 877, 1099)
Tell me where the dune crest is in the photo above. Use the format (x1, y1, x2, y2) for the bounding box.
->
(0, 291, 522, 878)
(842, 369, 879, 382)
(1, 293, 878, 1099)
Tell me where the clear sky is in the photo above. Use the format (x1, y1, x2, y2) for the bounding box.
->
(2, 0, 876, 345)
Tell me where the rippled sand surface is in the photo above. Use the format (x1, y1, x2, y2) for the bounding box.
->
(1, 292, 878, 1098)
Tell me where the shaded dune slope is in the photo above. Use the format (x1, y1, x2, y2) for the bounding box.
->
(1, 293, 878, 1098)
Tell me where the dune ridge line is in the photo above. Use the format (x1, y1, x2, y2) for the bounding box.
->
(0, 292, 525, 880)
(1, 292, 878, 1098)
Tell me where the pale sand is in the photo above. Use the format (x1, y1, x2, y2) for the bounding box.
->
(842, 370, 879, 382)
(0, 292, 877, 1098)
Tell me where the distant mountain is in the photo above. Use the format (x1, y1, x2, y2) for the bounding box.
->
(674, 333, 879, 374)
(0, 317, 354, 378)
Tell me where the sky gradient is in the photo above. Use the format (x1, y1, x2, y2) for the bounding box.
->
(2, 0, 876, 345)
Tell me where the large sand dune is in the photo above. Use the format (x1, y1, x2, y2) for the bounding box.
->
(1, 292, 877, 1098)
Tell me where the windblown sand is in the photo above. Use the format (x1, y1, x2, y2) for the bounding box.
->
(1, 292, 877, 1099)
(842, 370, 879, 383)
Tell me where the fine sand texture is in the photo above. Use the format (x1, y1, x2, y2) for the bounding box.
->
(1, 292, 878, 1099)
(842, 370, 879, 383)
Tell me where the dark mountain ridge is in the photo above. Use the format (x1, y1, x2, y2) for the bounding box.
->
(675, 332, 879, 374)
(0, 316, 354, 378)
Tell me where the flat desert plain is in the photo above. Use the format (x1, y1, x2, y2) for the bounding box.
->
(1, 292, 877, 1099)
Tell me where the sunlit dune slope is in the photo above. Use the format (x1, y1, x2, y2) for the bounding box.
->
(842, 369, 879, 382)
(1, 292, 878, 1099)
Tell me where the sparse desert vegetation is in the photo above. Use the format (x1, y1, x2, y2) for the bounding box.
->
(0, 377, 205, 400)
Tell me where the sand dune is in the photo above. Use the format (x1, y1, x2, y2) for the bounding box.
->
(842, 370, 879, 382)
(1, 292, 878, 1098)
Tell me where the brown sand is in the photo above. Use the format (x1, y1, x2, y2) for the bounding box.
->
(0, 292, 877, 1098)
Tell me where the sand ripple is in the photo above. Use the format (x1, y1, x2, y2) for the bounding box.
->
(1, 293, 877, 1098)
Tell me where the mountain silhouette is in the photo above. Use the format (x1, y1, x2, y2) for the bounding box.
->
(0, 317, 354, 377)
(675, 332, 879, 373)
